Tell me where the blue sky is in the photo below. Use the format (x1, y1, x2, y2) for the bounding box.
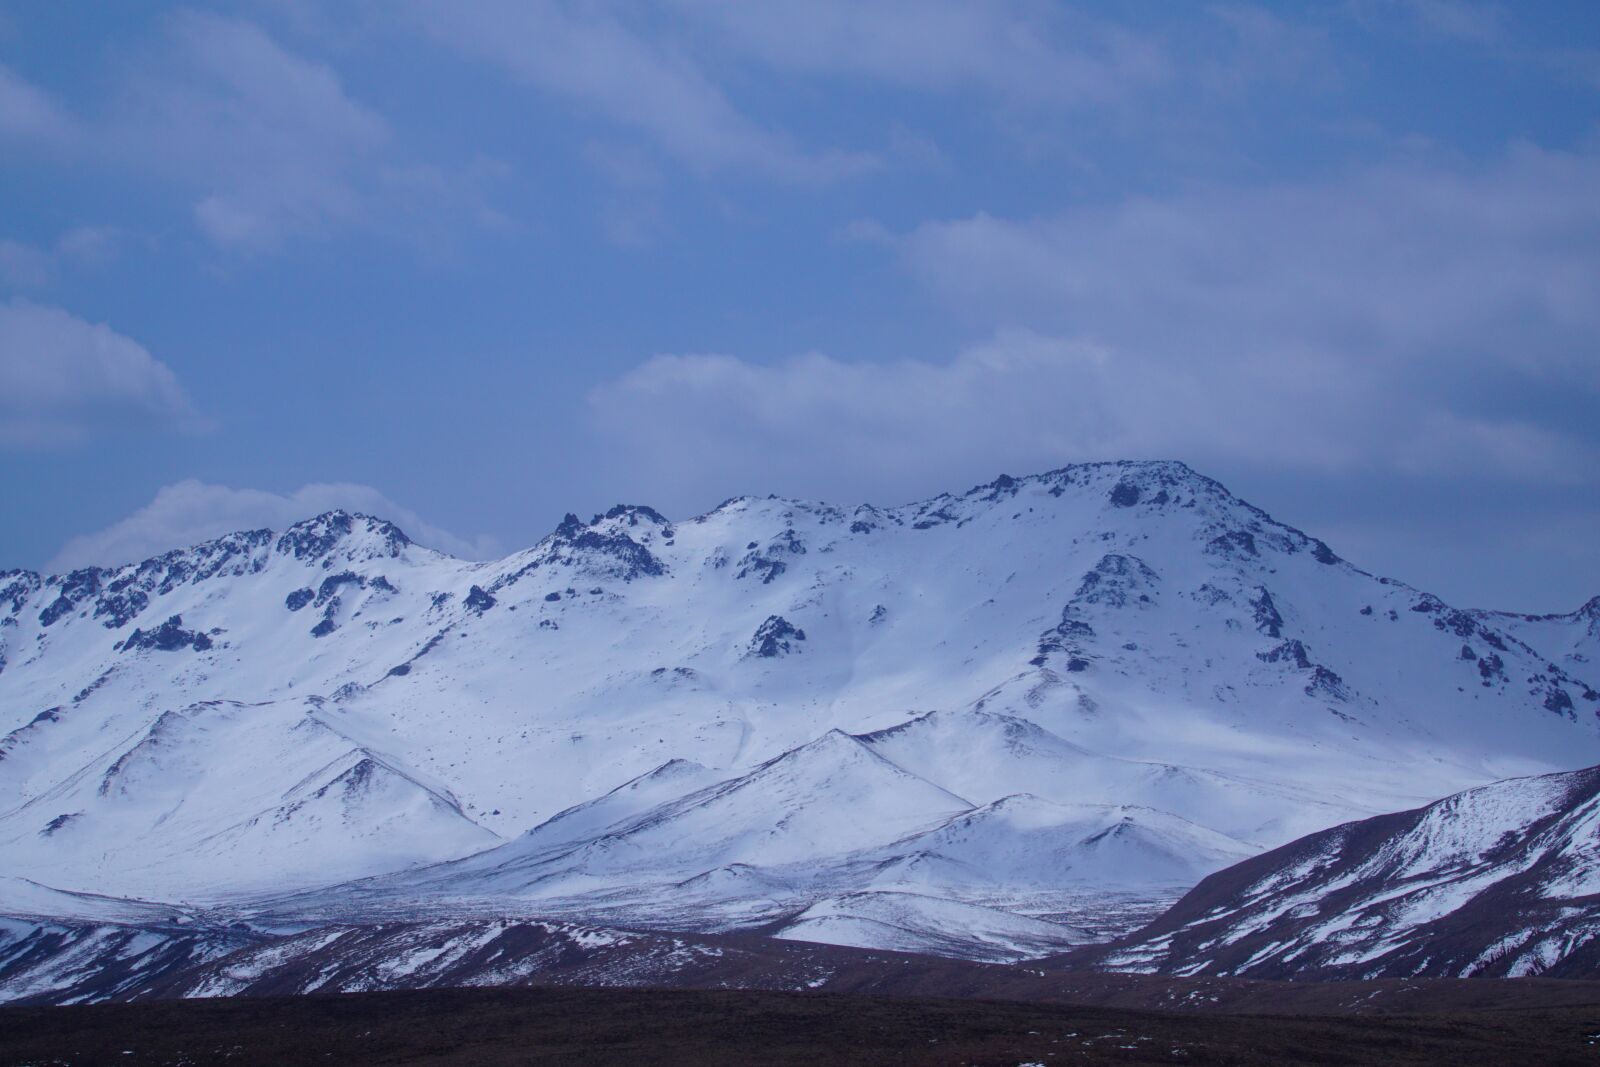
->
(2, 0, 1597, 612)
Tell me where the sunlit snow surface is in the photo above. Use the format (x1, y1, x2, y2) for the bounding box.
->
(1, 461, 1596, 967)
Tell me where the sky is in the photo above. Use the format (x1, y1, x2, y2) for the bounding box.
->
(1, 0, 1597, 614)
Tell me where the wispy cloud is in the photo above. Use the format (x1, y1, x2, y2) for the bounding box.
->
(588, 331, 1124, 508)
(0, 62, 76, 145)
(0, 299, 199, 448)
(50, 480, 500, 572)
(410, 0, 877, 183)
(2, 16, 506, 254)
(1375, 0, 1505, 42)
(664, 0, 1171, 106)
(0, 226, 126, 288)
(889, 144, 1600, 400)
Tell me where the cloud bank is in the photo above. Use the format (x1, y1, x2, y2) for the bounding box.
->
(590, 142, 1600, 514)
(49, 481, 500, 573)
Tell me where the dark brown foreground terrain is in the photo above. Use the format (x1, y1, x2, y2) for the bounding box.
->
(4, 985, 1600, 1067)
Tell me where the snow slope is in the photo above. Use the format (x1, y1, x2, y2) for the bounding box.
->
(1094, 764, 1600, 979)
(773, 890, 1091, 963)
(1, 461, 1596, 961)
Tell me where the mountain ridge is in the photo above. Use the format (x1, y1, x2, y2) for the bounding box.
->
(1085, 763, 1600, 979)
(2, 458, 1597, 966)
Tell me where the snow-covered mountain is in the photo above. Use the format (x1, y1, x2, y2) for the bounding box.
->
(1, 460, 1596, 962)
(1093, 764, 1600, 979)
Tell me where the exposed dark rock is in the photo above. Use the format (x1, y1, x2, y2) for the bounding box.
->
(974, 473, 1019, 502)
(596, 504, 674, 539)
(912, 506, 959, 530)
(310, 610, 338, 639)
(503, 516, 669, 586)
(1250, 588, 1284, 638)
(40, 568, 103, 627)
(285, 588, 314, 612)
(406, 631, 448, 666)
(1109, 481, 1141, 507)
(1, 569, 41, 614)
(567, 530, 664, 578)
(464, 586, 497, 613)
(121, 615, 213, 654)
(1258, 639, 1312, 670)
(39, 812, 80, 836)
(1206, 530, 1258, 559)
(1074, 554, 1159, 609)
(93, 568, 163, 629)
(315, 572, 365, 609)
(749, 615, 806, 658)
(1545, 686, 1576, 717)
(1306, 665, 1350, 701)
(275, 511, 410, 563)
(73, 671, 114, 704)
(51, 531, 278, 636)
(1031, 613, 1095, 669)
(736, 530, 805, 584)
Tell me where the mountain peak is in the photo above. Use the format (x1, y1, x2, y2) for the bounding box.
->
(593, 504, 672, 528)
(275, 511, 412, 564)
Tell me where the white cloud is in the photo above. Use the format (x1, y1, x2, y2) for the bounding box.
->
(121, 12, 390, 251)
(0, 300, 197, 448)
(408, 0, 876, 182)
(56, 225, 124, 265)
(590, 331, 1135, 509)
(144, 14, 510, 251)
(665, 0, 1171, 107)
(588, 327, 1596, 516)
(1383, 0, 1504, 42)
(896, 146, 1600, 349)
(49, 481, 501, 572)
(0, 62, 74, 144)
(3, 16, 504, 254)
(883, 145, 1600, 471)
(588, 144, 1600, 508)
(0, 226, 126, 288)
